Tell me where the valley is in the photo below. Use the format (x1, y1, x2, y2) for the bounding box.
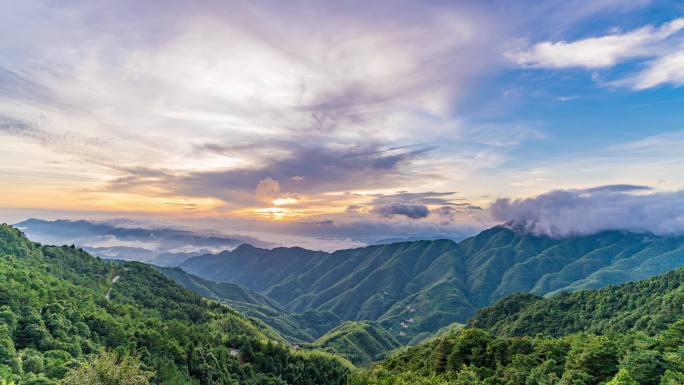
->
(5, 221, 684, 384)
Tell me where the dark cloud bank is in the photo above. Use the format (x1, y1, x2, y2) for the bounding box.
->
(372, 203, 430, 219)
(109, 143, 436, 205)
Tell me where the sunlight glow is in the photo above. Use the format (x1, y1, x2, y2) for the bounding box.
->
(272, 198, 298, 206)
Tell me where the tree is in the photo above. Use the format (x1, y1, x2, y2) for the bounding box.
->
(660, 370, 684, 385)
(447, 329, 495, 370)
(58, 351, 154, 385)
(605, 368, 638, 385)
(433, 339, 451, 373)
(620, 350, 665, 385)
(564, 336, 619, 382)
(558, 369, 593, 385)
(0, 365, 15, 385)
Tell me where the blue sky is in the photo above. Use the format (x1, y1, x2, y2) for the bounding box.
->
(1, 0, 684, 247)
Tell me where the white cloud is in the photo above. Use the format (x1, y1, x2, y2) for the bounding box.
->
(490, 186, 684, 237)
(626, 47, 684, 89)
(0, 0, 510, 206)
(508, 17, 684, 90)
(509, 18, 684, 69)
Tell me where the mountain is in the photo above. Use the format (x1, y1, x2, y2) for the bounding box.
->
(0, 224, 349, 385)
(149, 251, 204, 267)
(468, 264, 684, 338)
(181, 226, 684, 343)
(360, 264, 684, 385)
(13, 218, 274, 263)
(311, 321, 400, 366)
(155, 266, 340, 342)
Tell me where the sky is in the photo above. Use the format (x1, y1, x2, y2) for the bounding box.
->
(1, 0, 684, 248)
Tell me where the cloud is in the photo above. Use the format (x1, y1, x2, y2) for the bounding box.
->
(255, 177, 280, 199)
(435, 206, 456, 224)
(372, 203, 429, 219)
(351, 190, 483, 221)
(0, 0, 539, 214)
(108, 143, 436, 205)
(624, 48, 684, 89)
(490, 185, 684, 237)
(509, 17, 684, 90)
(0, 115, 109, 165)
(346, 205, 363, 213)
(509, 18, 684, 69)
(582, 184, 653, 193)
(368, 191, 459, 206)
(258, 217, 479, 245)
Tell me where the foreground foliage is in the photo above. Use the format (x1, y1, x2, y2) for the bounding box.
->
(58, 351, 153, 385)
(354, 325, 684, 385)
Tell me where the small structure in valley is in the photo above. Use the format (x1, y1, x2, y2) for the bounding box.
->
(229, 348, 240, 358)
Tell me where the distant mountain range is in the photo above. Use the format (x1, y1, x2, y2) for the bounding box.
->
(13, 218, 274, 263)
(178, 226, 684, 344)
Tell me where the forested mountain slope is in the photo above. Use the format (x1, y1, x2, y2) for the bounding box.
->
(355, 264, 684, 385)
(311, 321, 400, 366)
(469, 264, 684, 337)
(155, 266, 340, 342)
(182, 227, 684, 343)
(0, 224, 349, 385)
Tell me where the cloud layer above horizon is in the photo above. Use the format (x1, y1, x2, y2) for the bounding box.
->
(491, 185, 684, 237)
(1, 0, 684, 246)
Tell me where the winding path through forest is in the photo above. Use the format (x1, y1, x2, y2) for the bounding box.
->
(105, 274, 120, 300)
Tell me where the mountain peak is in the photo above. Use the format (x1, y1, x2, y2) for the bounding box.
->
(233, 243, 260, 252)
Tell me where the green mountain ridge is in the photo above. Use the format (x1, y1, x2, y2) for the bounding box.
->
(181, 227, 684, 343)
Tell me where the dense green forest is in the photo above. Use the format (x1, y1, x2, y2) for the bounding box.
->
(0, 224, 350, 385)
(351, 265, 684, 385)
(354, 325, 684, 385)
(8, 219, 684, 385)
(468, 265, 684, 337)
(181, 228, 684, 343)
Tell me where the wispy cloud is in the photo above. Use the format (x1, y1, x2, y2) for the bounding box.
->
(508, 17, 684, 89)
(624, 47, 684, 89)
(509, 18, 684, 69)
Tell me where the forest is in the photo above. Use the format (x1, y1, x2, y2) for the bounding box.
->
(6, 222, 684, 384)
(0, 224, 349, 385)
